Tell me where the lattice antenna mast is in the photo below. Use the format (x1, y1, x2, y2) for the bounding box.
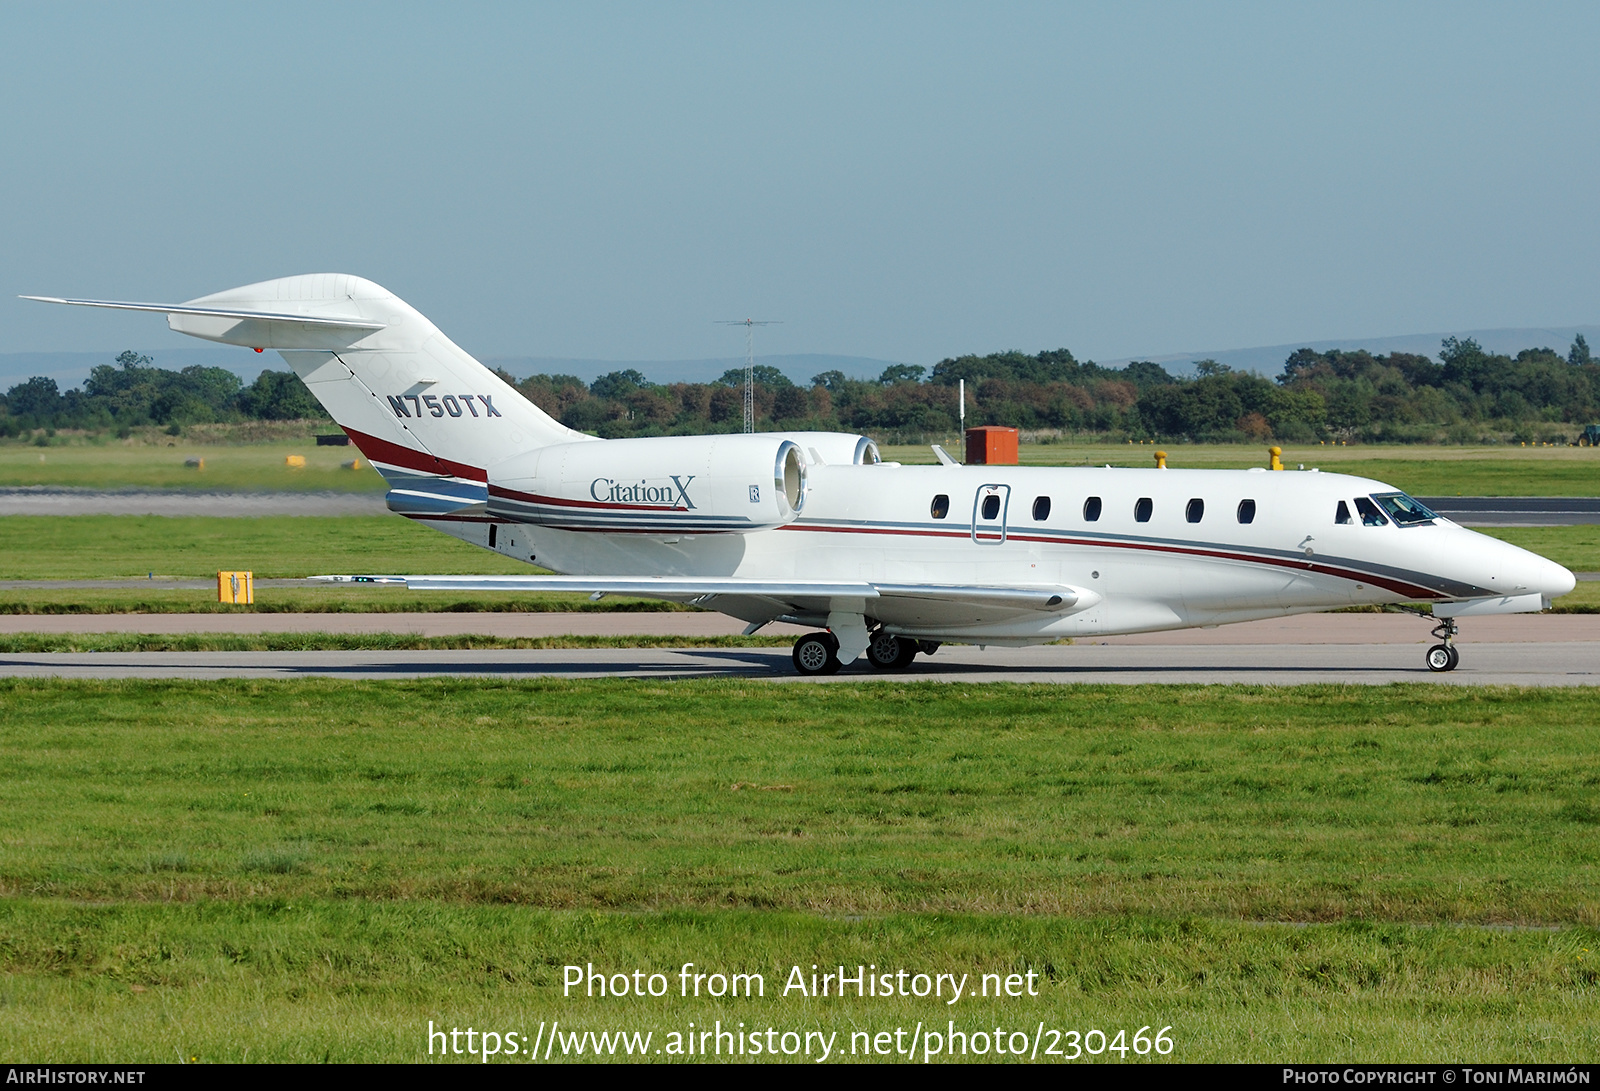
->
(716, 318, 780, 432)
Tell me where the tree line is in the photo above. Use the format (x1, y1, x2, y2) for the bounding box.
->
(5, 336, 1599, 444)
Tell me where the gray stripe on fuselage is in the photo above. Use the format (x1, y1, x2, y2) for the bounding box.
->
(784, 515, 1492, 599)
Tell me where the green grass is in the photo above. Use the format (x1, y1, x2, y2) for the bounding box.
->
(0, 632, 787, 652)
(0, 586, 686, 614)
(0, 515, 532, 579)
(8, 438, 1597, 497)
(1479, 525, 1600, 572)
(884, 442, 1600, 496)
(1, 680, 1597, 1061)
(1, 437, 386, 492)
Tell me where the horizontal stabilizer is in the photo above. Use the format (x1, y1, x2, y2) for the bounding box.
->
(21, 296, 385, 331)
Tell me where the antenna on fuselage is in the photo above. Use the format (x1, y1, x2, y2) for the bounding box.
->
(715, 318, 781, 433)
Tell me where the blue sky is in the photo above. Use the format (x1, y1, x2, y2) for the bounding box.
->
(4, 3, 1598, 368)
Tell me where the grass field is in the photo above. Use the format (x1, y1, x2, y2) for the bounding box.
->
(5, 438, 1597, 496)
(1, 439, 386, 493)
(0, 515, 531, 580)
(1, 680, 1597, 1062)
(883, 442, 1600, 497)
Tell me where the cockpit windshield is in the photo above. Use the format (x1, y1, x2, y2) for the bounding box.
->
(1371, 492, 1439, 526)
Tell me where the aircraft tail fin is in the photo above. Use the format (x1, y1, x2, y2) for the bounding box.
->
(26, 274, 593, 502)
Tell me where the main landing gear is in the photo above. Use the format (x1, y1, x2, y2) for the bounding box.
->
(866, 630, 918, 670)
(792, 632, 842, 675)
(1425, 617, 1460, 672)
(791, 630, 934, 675)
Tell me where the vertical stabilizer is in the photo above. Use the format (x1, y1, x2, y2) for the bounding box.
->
(28, 274, 595, 507)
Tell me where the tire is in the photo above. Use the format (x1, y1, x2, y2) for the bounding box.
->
(793, 632, 841, 676)
(1425, 644, 1455, 672)
(1446, 644, 1460, 671)
(867, 631, 916, 670)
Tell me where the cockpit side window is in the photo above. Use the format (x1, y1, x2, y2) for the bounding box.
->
(1336, 500, 1352, 525)
(1372, 492, 1438, 526)
(1354, 497, 1388, 527)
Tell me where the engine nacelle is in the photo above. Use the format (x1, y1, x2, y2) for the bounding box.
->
(783, 432, 881, 466)
(487, 433, 825, 534)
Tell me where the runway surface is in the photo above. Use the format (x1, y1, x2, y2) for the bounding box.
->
(1415, 496, 1600, 526)
(0, 488, 385, 516)
(2, 641, 1595, 684)
(2, 613, 1595, 684)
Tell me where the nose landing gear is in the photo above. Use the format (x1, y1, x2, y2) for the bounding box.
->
(1425, 617, 1460, 672)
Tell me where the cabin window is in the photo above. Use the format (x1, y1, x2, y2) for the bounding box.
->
(1186, 498, 1204, 523)
(1336, 500, 1351, 525)
(1354, 497, 1388, 527)
(1083, 496, 1102, 522)
(1237, 499, 1256, 524)
(981, 494, 1001, 520)
(1134, 497, 1153, 523)
(930, 494, 950, 519)
(1032, 496, 1051, 521)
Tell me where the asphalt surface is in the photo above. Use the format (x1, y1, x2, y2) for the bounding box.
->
(2, 640, 1595, 684)
(2, 614, 1595, 684)
(1414, 496, 1600, 526)
(0, 488, 385, 516)
(0, 612, 1594, 640)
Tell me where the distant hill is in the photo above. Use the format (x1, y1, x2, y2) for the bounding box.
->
(1103, 325, 1600, 377)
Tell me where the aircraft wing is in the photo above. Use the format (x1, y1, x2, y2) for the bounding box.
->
(310, 573, 1092, 622)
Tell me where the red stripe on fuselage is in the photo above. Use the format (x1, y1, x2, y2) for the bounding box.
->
(343, 427, 487, 482)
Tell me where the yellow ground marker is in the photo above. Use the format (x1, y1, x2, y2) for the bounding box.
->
(218, 571, 254, 605)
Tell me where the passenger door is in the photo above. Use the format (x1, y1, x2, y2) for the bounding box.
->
(971, 484, 1011, 544)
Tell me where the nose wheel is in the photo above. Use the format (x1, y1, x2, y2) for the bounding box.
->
(1425, 617, 1460, 672)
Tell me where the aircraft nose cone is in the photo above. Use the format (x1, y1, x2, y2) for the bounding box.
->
(1537, 556, 1577, 598)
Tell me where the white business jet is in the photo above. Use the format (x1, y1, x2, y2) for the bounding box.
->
(27, 274, 1577, 675)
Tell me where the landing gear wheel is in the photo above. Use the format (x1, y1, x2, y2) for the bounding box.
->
(792, 632, 842, 676)
(1426, 616, 1461, 672)
(866, 631, 918, 670)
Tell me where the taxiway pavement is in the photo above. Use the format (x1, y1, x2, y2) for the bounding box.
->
(0, 641, 1594, 684)
(1, 612, 1594, 684)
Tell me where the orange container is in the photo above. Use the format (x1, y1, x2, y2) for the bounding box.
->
(965, 426, 1019, 465)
